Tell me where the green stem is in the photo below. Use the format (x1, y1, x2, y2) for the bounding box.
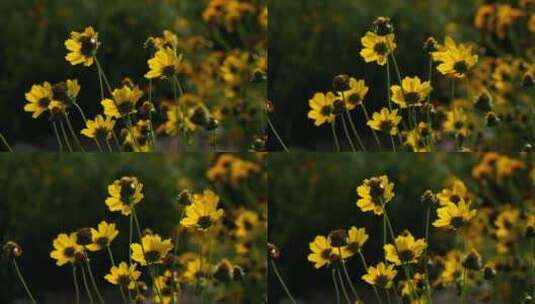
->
(267, 116, 289, 152)
(331, 120, 340, 152)
(86, 260, 105, 303)
(332, 269, 341, 304)
(12, 259, 37, 304)
(106, 140, 114, 152)
(386, 60, 392, 111)
(52, 121, 64, 152)
(105, 245, 127, 304)
(0, 133, 13, 152)
(339, 248, 361, 302)
(270, 259, 297, 304)
(337, 267, 352, 304)
(72, 266, 81, 304)
(81, 265, 95, 304)
(64, 113, 86, 152)
(59, 120, 73, 152)
(344, 110, 366, 151)
(390, 135, 396, 152)
(340, 115, 357, 152)
(424, 205, 433, 303)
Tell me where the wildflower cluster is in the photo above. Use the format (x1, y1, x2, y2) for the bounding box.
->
(17, 0, 267, 152)
(304, 13, 535, 151)
(271, 153, 535, 303)
(2, 153, 266, 303)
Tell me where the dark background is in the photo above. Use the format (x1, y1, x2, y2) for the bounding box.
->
(267, 0, 480, 151)
(268, 153, 480, 303)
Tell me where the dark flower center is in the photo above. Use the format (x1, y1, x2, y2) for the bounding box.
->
(404, 92, 420, 104)
(243, 220, 253, 231)
(320, 105, 333, 116)
(399, 250, 415, 262)
(451, 216, 465, 228)
(162, 65, 176, 77)
(80, 36, 98, 57)
(379, 121, 394, 132)
(53, 82, 69, 103)
(120, 179, 136, 202)
(321, 248, 332, 260)
(197, 216, 213, 230)
(374, 42, 388, 55)
(375, 275, 390, 288)
(450, 194, 461, 204)
(117, 275, 131, 286)
(144, 250, 161, 263)
(118, 102, 135, 116)
(38, 97, 51, 108)
(454, 121, 464, 130)
(347, 93, 362, 105)
(95, 237, 109, 246)
(63, 247, 76, 258)
(453, 61, 468, 74)
(369, 179, 386, 203)
(95, 127, 110, 139)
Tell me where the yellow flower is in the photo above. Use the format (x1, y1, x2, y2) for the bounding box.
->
(180, 190, 224, 230)
(145, 47, 182, 79)
(153, 270, 177, 304)
(24, 82, 54, 119)
(443, 107, 470, 136)
(101, 84, 143, 118)
(438, 250, 463, 285)
(307, 235, 351, 269)
(391, 76, 432, 108)
(50, 233, 84, 266)
(384, 231, 427, 265)
(356, 175, 395, 215)
(529, 15, 535, 33)
(432, 37, 478, 78)
(339, 78, 369, 110)
(64, 26, 100, 67)
(182, 257, 204, 283)
(146, 30, 179, 51)
(433, 199, 477, 230)
(308, 92, 336, 126)
(131, 234, 173, 266)
(206, 154, 260, 187)
(436, 179, 469, 206)
(81, 115, 115, 140)
(163, 105, 196, 136)
(405, 122, 433, 152)
(86, 221, 119, 252)
(362, 262, 397, 289)
(346, 226, 369, 254)
(105, 176, 144, 216)
(104, 262, 141, 290)
(367, 108, 402, 135)
(360, 32, 396, 66)
(235, 210, 260, 238)
(123, 119, 152, 152)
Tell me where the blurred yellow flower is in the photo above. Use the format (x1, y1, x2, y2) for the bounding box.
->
(443, 107, 470, 136)
(308, 92, 336, 126)
(80, 115, 115, 140)
(346, 226, 369, 254)
(101, 84, 143, 118)
(24, 82, 54, 119)
(307, 235, 350, 269)
(391, 76, 432, 108)
(180, 190, 224, 231)
(339, 78, 369, 110)
(104, 262, 141, 290)
(432, 37, 478, 78)
(145, 48, 182, 79)
(433, 199, 476, 230)
(64, 26, 100, 67)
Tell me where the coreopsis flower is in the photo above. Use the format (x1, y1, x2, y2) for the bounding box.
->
(105, 176, 144, 216)
(367, 108, 402, 135)
(145, 30, 179, 52)
(213, 259, 235, 282)
(81, 115, 116, 140)
(86, 221, 119, 252)
(180, 190, 224, 231)
(433, 199, 476, 230)
(123, 119, 152, 152)
(384, 231, 427, 265)
(64, 26, 100, 67)
(443, 107, 470, 136)
(24, 82, 54, 119)
(50, 233, 84, 266)
(206, 154, 260, 187)
(307, 235, 350, 269)
(101, 84, 144, 118)
(104, 262, 141, 290)
(399, 272, 426, 299)
(405, 123, 433, 152)
(153, 270, 177, 303)
(202, 0, 255, 32)
(162, 105, 196, 136)
(391, 76, 432, 108)
(361, 262, 397, 289)
(52, 79, 81, 107)
(360, 32, 396, 66)
(432, 37, 478, 78)
(182, 257, 203, 283)
(437, 250, 462, 285)
(346, 226, 369, 254)
(235, 210, 259, 238)
(339, 78, 369, 110)
(356, 175, 395, 215)
(308, 92, 336, 126)
(437, 179, 469, 206)
(131, 234, 173, 266)
(145, 47, 182, 79)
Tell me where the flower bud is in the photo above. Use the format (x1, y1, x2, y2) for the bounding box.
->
(332, 74, 351, 92)
(177, 189, 193, 206)
(267, 243, 280, 259)
(423, 37, 439, 53)
(328, 229, 348, 247)
(462, 249, 482, 271)
(522, 73, 535, 88)
(474, 92, 493, 112)
(213, 259, 234, 282)
(483, 264, 496, 280)
(420, 190, 437, 205)
(485, 112, 500, 127)
(372, 17, 394, 36)
(76, 228, 93, 246)
(2, 241, 23, 259)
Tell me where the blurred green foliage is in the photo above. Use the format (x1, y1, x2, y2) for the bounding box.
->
(0, 153, 265, 303)
(268, 0, 480, 150)
(0, 0, 204, 147)
(268, 152, 479, 302)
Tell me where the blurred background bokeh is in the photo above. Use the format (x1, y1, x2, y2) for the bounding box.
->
(268, 153, 484, 303)
(0, 153, 267, 303)
(0, 0, 267, 151)
(268, 0, 482, 150)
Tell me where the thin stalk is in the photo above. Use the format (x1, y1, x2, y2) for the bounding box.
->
(344, 110, 366, 151)
(331, 120, 340, 152)
(389, 52, 404, 87)
(340, 115, 357, 152)
(64, 113, 86, 152)
(105, 140, 113, 152)
(339, 248, 361, 302)
(59, 120, 73, 152)
(73, 266, 81, 304)
(361, 104, 382, 150)
(358, 251, 383, 304)
(270, 259, 297, 304)
(385, 289, 392, 304)
(450, 78, 455, 102)
(267, 116, 289, 151)
(0, 133, 13, 152)
(337, 267, 352, 304)
(128, 213, 133, 266)
(171, 208, 185, 303)
(171, 77, 180, 152)
(148, 79, 157, 148)
(460, 268, 467, 304)
(386, 60, 392, 110)
(86, 260, 105, 304)
(12, 259, 37, 304)
(424, 205, 433, 303)
(52, 121, 64, 152)
(332, 269, 341, 304)
(390, 135, 396, 152)
(112, 130, 123, 152)
(81, 264, 96, 304)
